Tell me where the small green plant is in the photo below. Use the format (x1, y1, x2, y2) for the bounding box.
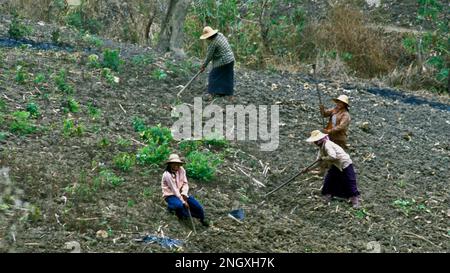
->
(83, 33, 104, 48)
(98, 137, 110, 148)
(33, 73, 46, 85)
(66, 97, 79, 113)
(15, 65, 27, 84)
(131, 53, 154, 66)
(8, 15, 32, 39)
(19, 44, 30, 50)
(151, 69, 167, 80)
(63, 118, 84, 137)
(51, 29, 60, 44)
(26, 205, 42, 223)
(54, 69, 74, 94)
(355, 209, 369, 219)
(0, 132, 8, 141)
(127, 199, 135, 207)
(185, 151, 222, 181)
(136, 139, 171, 165)
(102, 49, 121, 72)
(393, 198, 428, 216)
(87, 102, 101, 119)
(114, 153, 135, 172)
(87, 54, 100, 68)
(397, 180, 407, 188)
(117, 137, 131, 147)
(99, 169, 124, 187)
(142, 187, 154, 198)
(140, 124, 173, 144)
(0, 98, 6, 112)
(10, 111, 36, 135)
(26, 102, 40, 118)
(101, 68, 118, 85)
(132, 117, 146, 132)
(166, 59, 198, 77)
(341, 52, 353, 61)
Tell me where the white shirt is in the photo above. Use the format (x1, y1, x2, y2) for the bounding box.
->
(317, 140, 352, 171)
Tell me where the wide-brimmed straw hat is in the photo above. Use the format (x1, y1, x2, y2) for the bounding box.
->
(200, 26, 219, 40)
(332, 95, 349, 106)
(306, 130, 328, 142)
(166, 154, 184, 164)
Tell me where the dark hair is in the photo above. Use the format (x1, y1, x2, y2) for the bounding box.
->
(165, 163, 182, 173)
(207, 33, 218, 40)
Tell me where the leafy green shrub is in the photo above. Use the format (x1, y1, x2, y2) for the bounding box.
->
(408, 0, 448, 92)
(114, 153, 135, 172)
(140, 124, 173, 145)
(204, 134, 229, 148)
(178, 140, 202, 156)
(10, 111, 36, 135)
(136, 139, 170, 165)
(54, 69, 74, 94)
(185, 151, 222, 182)
(102, 49, 121, 72)
(8, 16, 32, 39)
(26, 102, 40, 118)
(132, 117, 146, 132)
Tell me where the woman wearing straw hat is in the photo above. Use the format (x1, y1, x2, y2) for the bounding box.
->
(306, 130, 361, 208)
(320, 95, 351, 149)
(199, 26, 235, 98)
(161, 154, 209, 227)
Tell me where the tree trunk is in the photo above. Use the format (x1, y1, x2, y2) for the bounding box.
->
(157, 0, 191, 57)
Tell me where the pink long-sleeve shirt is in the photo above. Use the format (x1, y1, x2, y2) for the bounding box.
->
(161, 167, 189, 200)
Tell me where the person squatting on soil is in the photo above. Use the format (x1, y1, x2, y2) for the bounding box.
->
(199, 26, 235, 98)
(161, 154, 210, 227)
(320, 95, 351, 149)
(306, 130, 361, 208)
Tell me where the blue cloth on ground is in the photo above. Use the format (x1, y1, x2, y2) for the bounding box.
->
(228, 209, 244, 221)
(140, 235, 183, 249)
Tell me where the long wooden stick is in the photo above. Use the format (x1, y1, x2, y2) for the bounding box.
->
(265, 159, 320, 197)
(177, 70, 202, 97)
(313, 64, 326, 128)
(186, 205, 196, 234)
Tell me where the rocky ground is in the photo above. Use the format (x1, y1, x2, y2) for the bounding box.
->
(0, 16, 449, 253)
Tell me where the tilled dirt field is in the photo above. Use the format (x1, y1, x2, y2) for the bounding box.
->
(0, 20, 449, 253)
